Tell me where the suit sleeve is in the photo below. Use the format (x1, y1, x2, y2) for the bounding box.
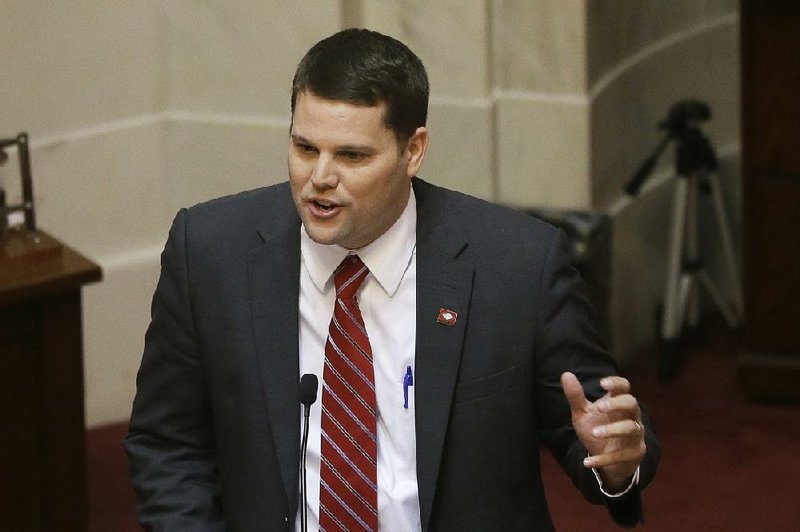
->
(533, 229, 660, 527)
(123, 209, 225, 531)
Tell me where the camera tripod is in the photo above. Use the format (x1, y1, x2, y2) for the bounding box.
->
(623, 101, 743, 380)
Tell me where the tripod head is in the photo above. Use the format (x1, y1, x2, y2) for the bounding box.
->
(625, 100, 717, 197)
(658, 100, 711, 133)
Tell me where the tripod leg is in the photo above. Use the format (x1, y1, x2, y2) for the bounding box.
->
(658, 176, 690, 381)
(697, 270, 739, 327)
(684, 172, 701, 328)
(706, 171, 743, 324)
(679, 274, 693, 322)
(662, 176, 689, 341)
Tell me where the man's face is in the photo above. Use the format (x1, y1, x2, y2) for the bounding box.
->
(288, 91, 428, 250)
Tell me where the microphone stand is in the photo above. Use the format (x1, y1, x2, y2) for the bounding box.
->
(298, 374, 318, 532)
(300, 403, 311, 532)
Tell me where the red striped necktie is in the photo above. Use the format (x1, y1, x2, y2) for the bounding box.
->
(319, 255, 378, 531)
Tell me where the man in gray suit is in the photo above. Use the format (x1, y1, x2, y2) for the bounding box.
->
(125, 29, 659, 531)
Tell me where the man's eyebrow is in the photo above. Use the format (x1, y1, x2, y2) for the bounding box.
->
(337, 144, 373, 153)
(290, 134, 373, 153)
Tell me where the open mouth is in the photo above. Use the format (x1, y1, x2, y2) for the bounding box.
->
(309, 199, 340, 217)
(314, 200, 335, 212)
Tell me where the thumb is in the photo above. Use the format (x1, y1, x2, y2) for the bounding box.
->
(561, 372, 587, 413)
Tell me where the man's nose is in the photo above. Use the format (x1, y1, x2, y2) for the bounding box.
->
(310, 155, 338, 189)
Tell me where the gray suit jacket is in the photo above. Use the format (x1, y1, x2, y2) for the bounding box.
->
(125, 178, 659, 531)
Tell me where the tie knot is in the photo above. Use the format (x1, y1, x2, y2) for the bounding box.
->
(334, 255, 369, 299)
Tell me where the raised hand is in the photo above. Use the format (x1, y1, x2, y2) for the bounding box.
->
(560, 372, 646, 492)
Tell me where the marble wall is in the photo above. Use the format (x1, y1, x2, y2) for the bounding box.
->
(0, 1, 741, 425)
(492, 0, 592, 209)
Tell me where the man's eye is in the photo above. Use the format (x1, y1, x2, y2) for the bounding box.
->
(341, 151, 365, 161)
(296, 144, 317, 154)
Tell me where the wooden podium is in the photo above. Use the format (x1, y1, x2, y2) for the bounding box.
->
(0, 230, 101, 531)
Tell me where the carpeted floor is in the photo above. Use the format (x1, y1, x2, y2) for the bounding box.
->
(89, 325, 800, 530)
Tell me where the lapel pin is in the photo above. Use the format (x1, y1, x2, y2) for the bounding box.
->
(437, 308, 458, 326)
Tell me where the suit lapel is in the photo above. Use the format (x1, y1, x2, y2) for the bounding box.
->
(248, 220, 302, 515)
(413, 181, 474, 531)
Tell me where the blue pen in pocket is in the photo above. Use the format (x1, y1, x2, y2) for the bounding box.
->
(403, 365, 413, 409)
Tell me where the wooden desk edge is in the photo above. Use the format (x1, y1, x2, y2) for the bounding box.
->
(0, 231, 102, 307)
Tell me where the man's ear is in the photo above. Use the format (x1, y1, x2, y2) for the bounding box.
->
(405, 127, 429, 177)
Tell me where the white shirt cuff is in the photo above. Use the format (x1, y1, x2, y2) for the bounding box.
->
(590, 461, 640, 498)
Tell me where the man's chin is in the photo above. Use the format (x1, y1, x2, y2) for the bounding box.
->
(303, 224, 343, 247)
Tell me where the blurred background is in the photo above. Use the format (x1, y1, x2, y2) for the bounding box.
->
(5, 1, 799, 530)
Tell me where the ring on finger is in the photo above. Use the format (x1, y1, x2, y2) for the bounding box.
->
(633, 420, 643, 434)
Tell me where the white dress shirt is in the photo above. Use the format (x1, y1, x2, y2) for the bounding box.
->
(295, 190, 421, 531)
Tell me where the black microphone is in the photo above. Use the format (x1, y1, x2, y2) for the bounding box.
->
(299, 373, 318, 532)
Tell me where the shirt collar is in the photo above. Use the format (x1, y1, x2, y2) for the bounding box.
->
(300, 189, 417, 297)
